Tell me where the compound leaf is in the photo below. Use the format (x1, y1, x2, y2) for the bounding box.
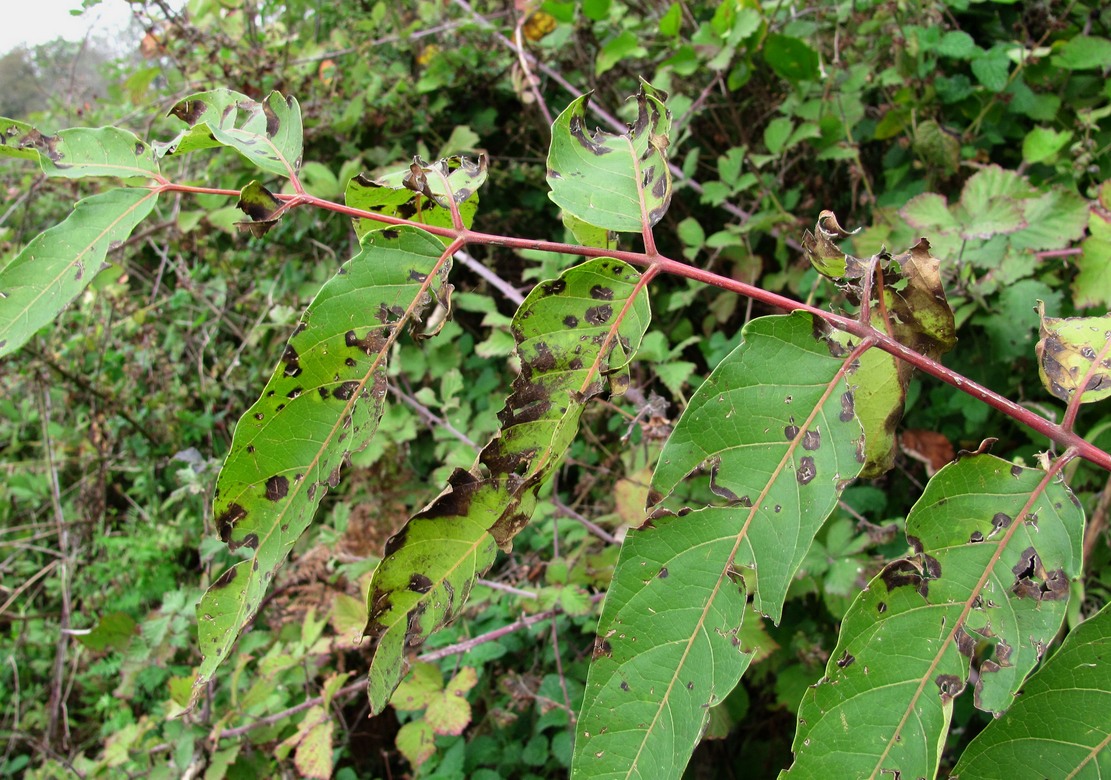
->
(547, 83, 672, 233)
(192, 226, 452, 703)
(783, 453, 1084, 780)
(952, 602, 1111, 779)
(0, 188, 159, 357)
(156, 89, 303, 179)
(574, 312, 865, 780)
(364, 257, 651, 714)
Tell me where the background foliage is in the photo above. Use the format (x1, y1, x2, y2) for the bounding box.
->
(1, 0, 1109, 778)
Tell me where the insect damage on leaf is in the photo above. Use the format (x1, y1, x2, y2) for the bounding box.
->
(363, 258, 651, 715)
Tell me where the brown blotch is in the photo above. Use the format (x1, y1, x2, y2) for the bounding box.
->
(381, 229, 399, 239)
(564, 315, 579, 328)
(592, 636, 613, 660)
(590, 285, 614, 301)
(839, 390, 855, 422)
(282, 344, 302, 377)
(233, 533, 259, 551)
(408, 573, 434, 594)
(836, 651, 855, 668)
(796, 456, 816, 485)
(211, 566, 238, 590)
(1010, 464, 1023, 478)
(923, 554, 941, 579)
(170, 98, 207, 125)
(880, 559, 927, 597)
(802, 430, 821, 451)
(657, 567, 669, 579)
(992, 512, 1012, 532)
(935, 674, 964, 703)
(265, 475, 289, 501)
(784, 423, 800, 441)
(333, 381, 360, 400)
(620, 681, 630, 691)
(584, 305, 613, 325)
(541, 279, 567, 296)
(969, 530, 984, 543)
(216, 503, 248, 543)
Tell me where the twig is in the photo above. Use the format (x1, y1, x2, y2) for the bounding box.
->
(453, 248, 526, 306)
(38, 379, 72, 751)
(551, 495, 618, 544)
(477, 578, 538, 599)
(1083, 472, 1111, 570)
(388, 384, 479, 450)
(418, 592, 605, 662)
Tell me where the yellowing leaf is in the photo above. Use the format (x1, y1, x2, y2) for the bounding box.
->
(1036, 302, 1111, 404)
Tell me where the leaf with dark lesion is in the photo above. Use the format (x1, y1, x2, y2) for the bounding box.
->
(191, 226, 453, 705)
(546, 82, 672, 234)
(236, 180, 283, 237)
(1035, 302, 1111, 404)
(363, 257, 652, 714)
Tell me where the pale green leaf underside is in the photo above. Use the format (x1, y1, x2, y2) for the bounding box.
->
(547, 84, 672, 233)
(574, 312, 864, 780)
(365, 258, 651, 714)
(0, 188, 158, 357)
(192, 226, 451, 702)
(157, 89, 303, 178)
(783, 454, 1084, 780)
(0, 121, 159, 180)
(952, 602, 1111, 780)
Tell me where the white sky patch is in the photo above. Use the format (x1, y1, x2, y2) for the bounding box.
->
(0, 0, 138, 55)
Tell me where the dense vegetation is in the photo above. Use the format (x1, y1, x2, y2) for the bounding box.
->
(2, 1, 1110, 778)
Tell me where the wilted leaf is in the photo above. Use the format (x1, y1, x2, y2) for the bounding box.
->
(364, 258, 651, 714)
(547, 83, 672, 233)
(952, 602, 1111, 779)
(192, 227, 453, 704)
(574, 312, 864, 780)
(0, 188, 159, 358)
(1036, 302, 1111, 404)
(236, 180, 283, 236)
(156, 89, 303, 179)
(784, 454, 1083, 779)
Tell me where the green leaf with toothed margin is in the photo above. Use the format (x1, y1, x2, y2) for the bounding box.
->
(782, 453, 1083, 780)
(154, 89, 303, 179)
(364, 257, 651, 715)
(546, 83, 672, 233)
(191, 226, 452, 706)
(573, 312, 864, 780)
(0, 188, 159, 358)
(0, 119, 159, 180)
(952, 602, 1111, 779)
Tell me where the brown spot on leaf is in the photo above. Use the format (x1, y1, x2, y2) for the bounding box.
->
(541, 279, 567, 296)
(992, 512, 1012, 532)
(935, 674, 964, 703)
(216, 502, 247, 543)
(620, 681, 630, 691)
(658, 567, 669, 579)
(211, 566, 237, 590)
(836, 651, 855, 668)
(408, 573, 434, 594)
(170, 98, 207, 125)
(839, 390, 855, 422)
(590, 285, 614, 300)
(969, 530, 984, 543)
(569, 114, 611, 156)
(784, 423, 800, 441)
(584, 305, 613, 325)
(802, 430, 821, 450)
(1010, 464, 1023, 478)
(592, 636, 613, 659)
(282, 344, 301, 377)
(265, 475, 289, 501)
(333, 381, 360, 400)
(796, 456, 816, 485)
(880, 559, 926, 597)
(564, 315, 579, 327)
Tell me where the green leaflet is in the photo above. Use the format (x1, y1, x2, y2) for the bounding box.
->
(0, 120, 159, 180)
(155, 89, 303, 179)
(192, 226, 452, 704)
(364, 258, 652, 714)
(574, 312, 865, 780)
(783, 454, 1084, 780)
(345, 155, 486, 241)
(952, 602, 1111, 779)
(547, 83, 672, 234)
(0, 188, 159, 357)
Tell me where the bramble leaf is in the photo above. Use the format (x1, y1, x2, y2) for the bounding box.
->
(156, 89, 303, 179)
(951, 602, 1111, 779)
(1036, 302, 1111, 404)
(364, 258, 651, 714)
(192, 226, 453, 704)
(547, 83, 672, 233)
(574, 312, 865, 780)
(783, 453, 1083, 780)
(0, 120, 159, 180)
(0, 188, 159, 357)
